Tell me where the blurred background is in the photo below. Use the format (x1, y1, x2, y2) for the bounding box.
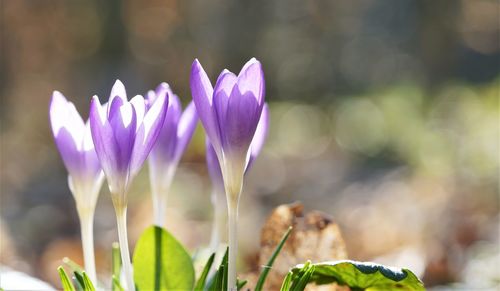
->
(0, 0, 498, 289)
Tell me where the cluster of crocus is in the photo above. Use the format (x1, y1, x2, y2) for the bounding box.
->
(50, 58, 267, 290)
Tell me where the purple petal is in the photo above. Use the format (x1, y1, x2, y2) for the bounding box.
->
(108, 94, 125, 121)
(223, 84, 263, 154)
(246, 103, 269, 172)
(190, 59, 222, 153)
(174, 101, 198, 162)
(89, 96, 123, 191)
(130, 92, 168, 176)
(130, 95, 146, 125)
(53, 127, 82, 176)
(213, 70, 237, 132)
(237, 58, 265, 105)
(109, 79, 127, 102)
(82, 121, 103, 181)
(50, 92, 86, 176)
(149, 93, 180, 165)
(50, 91, 85, 146)
(108, 101, 137, 175)
(155, 82, 171, 100)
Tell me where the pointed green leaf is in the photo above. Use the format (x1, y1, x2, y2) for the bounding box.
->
(291, 265, 315, 291)
(288, 261, 312, 291)
(255, 226, 293, 291)
(133, 226, 195, 291)
(112, 275, 124, 291)
(194, 253, 215, 291)
(73, 271, 85, 291)
(63, 257, 83, 274)
(111, 242, 121, 291)
(280, 271, 294, 291)
(58, 266, 76, 291)
(206, 247, 228, 291)
(82, 272, 96, 291)
(282, 260, 425, 291)
(237, 278, 247, 291)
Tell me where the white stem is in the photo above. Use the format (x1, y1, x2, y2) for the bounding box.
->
(79, 211, 97, 284)
(150, 166, 174, 228)
(152, 188, 167, 228)
(209, 190, 225, 252)
(115, 208, 135, 291)
(227, 201, 239, 291)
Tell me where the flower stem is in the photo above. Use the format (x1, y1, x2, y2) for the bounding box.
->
(227, 201, 239, 291)
(209, 190, 225, 252)
(79, 211, 97, 284)
(149, 166, 174, 228)
(115, 207, 135, 291)
(151, 188, 167, 227)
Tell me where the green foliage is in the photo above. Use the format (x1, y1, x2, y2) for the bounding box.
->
(57, 225, 423, 291)
(206, 247, 228, 291)
(63, 257, 83, 274)
(133, 226, 195, 291)
(112, 275, 124, 291)
(73, 271, 85, 291)
(237, 279, 248, 290)
(281, 260, 425, 291)
(255, 226, 293, 291)
(72, 271, 95, 291)
(58, 266, 75, 291)
(194, 252, 215, 291)
(111, 242, 122, 291)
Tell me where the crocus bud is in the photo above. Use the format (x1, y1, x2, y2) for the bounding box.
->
(147, 83, 198, 226)
(89, 80, 168, 291)
(50, 91, 104, 211)
(191, 58, 266, 290)
(49, 91, 104, 283)
(191, 58, 265, 204)
(89, 80, 168, 205)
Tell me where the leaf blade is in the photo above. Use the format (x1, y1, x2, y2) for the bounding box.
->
(282, 260, 425, 291)
(58, 266, 76, 291)
(255, 226, 293, 291)
(194, 253, 215, 291)
(133, 226, 195, 291)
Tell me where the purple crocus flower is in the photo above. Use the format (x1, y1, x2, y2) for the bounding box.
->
(191, 58, 265, 197)
(190, 58, 266, 290)
(146, 83, 198, 227)
(206, 104, 269, 251)
(49, 91, 104, 283)
(89, 80, 168, 291)
(89, 80, 168, 201)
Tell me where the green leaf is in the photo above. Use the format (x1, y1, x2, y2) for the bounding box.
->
(280, 271, 294, 291)
(73, 271, 95, 291)
(112, 275, 124, 291)
(255, 226, 293, 291)
(206, 247, 228, 291)
(82, 272, 96, 291)
(58, 266, 76, 291)
(287, 261, 313, 291)
(111, 242, 121, 291)
(133, 226, 195, 291)
(237, 279, 247, 291)
(291, 264, 315, 291)
(63, 257, 83, 274)
(73, 271, 85, 291)
(283, 260, 425, 291)
(194, 253, 215, 291)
